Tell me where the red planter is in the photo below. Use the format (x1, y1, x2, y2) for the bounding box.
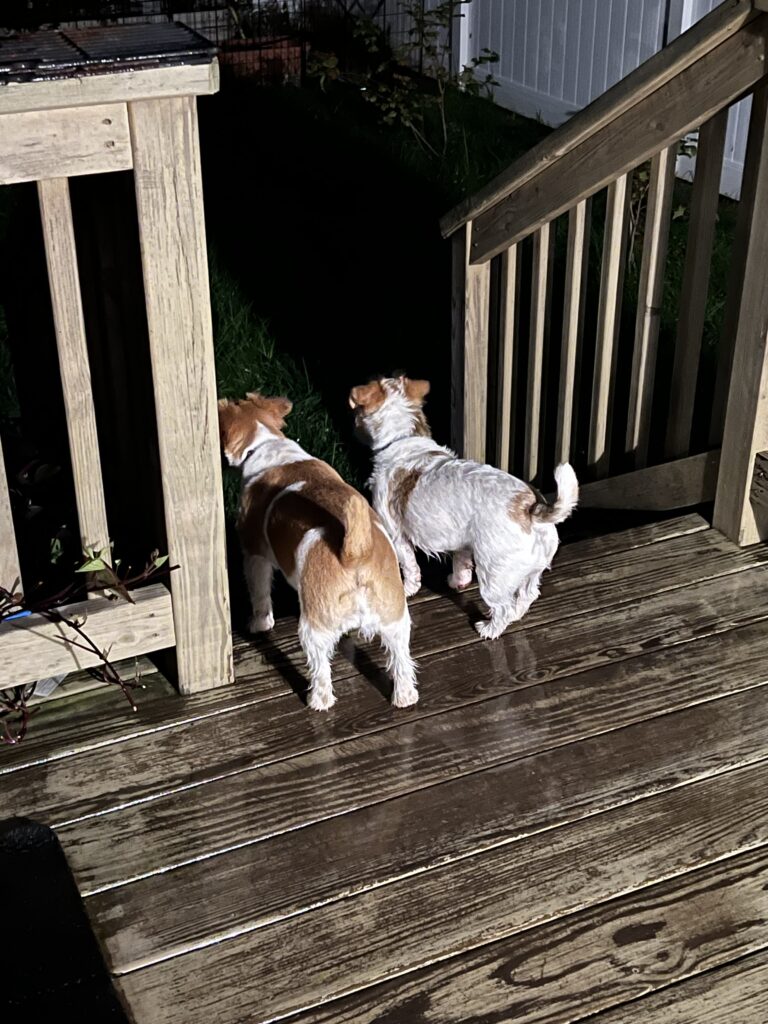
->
(219, 37, 302, 83)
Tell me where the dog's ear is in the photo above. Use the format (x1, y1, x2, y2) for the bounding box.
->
(403, 378, 431, 405)
(349, 381, 386, 411)
(262, 396, 293, 419)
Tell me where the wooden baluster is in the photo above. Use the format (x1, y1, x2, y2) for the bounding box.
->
(0, 443, 21, 596)
(451, 221, 491, 462)
(626, 145, 677, 467)
(714, 83, 768, 545)
(494, 244, 518, 472)
(588, 174, 630, 477)
(38, 177, 110, 560)
(556, 200, 590, 466)
(524, 223, 554, 483)
(665, 109, 728, 458)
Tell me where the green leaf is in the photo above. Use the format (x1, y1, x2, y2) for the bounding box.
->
(76, 557, 109, 573)
(153, 555, 169, 569)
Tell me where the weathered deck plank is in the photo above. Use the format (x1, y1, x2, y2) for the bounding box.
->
(115, 761, 768, 1023)
(0, 514, 708, 777)
(41, 564, 768, 890)
(289, 844, 768, 1024)
(589, 947, 768, 1023)
(92, 667, 768, 972)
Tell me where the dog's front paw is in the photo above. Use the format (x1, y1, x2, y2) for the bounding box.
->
(248, 611, 275, 633)
(392, 681, 419, 708)
(307, 686, 337, 712)
(474, 618, 506, 641)
(403, 574, 422, 597)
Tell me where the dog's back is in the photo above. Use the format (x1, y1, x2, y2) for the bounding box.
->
(240, 458, 405, 632)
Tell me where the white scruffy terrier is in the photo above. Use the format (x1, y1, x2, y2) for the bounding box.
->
(349, 376, 579, 640)
(219, 392, 418, 711)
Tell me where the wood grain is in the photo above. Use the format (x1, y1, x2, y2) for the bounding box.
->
(579, 451, 720, 510)
(290, 844, 768, 1024)
(0, 516, 708, 776)
(713, 82, 768, 545)
(626, 145, 677, 466)
(666, 109, 729, 459)
(451, 222, 491, 461)
(38, 177, 110, 556)
(471, 19, 768, 262)
(130, 96, 233, 692)
(51, 561, 768, 894)
(0, 62, 219, 117)
(494, 244, 518, 471)
(589, 948, 768, 1024)
(114, 760, 768, 1024)
(0, 440, 21, 594)
(440, 0, 755, 237)
(0, 584, 175, 689)
(88, 620, 768, 971)
(589, 175, 629, 475)
(524, 223, 552, 482)
(0, 103, 132, 185)
(557, 200, 590, 465)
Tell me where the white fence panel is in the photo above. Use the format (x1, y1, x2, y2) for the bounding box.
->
(669, 0, 748, 198)
(465, 0, 666, 127)
(460, 0, 746, 197)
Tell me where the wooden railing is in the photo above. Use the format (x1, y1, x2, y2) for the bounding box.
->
(0, 27, 233, 693)
(443, 0, 768, 546)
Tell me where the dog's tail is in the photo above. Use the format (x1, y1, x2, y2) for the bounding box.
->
(532, 463, 579, 525)
(340, 491, 374, 566)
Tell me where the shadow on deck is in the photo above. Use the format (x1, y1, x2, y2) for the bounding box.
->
(5, 513, 768, 1023)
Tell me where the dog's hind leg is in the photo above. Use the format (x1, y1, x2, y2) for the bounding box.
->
(244, 553, 275, 633)
(299, 620, 340, 711)
(380, 613, 419, 708)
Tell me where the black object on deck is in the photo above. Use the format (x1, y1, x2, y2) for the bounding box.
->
(0, 817, 130, 1022)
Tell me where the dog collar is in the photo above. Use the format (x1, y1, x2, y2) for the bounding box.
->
(372, 435, 414, 455)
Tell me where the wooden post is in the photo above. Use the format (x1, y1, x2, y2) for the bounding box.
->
(626, 145, 677, 467)
(589, 174, 630, 477)
(38, 177, 111, 558)
(556, 200, 590, 466)
(524, 223, 552, 483)
(0, 443, 21, 595)
(665, 108, 728, 458)
(451, 221, 491, 461)
(129, 96, 233, 692)
(713, 85, 768, 546)
(495, 244, 518, 472)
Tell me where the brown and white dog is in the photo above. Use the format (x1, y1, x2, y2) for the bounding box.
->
(350, 376, 579, 640)
(219, 392, 418, 711)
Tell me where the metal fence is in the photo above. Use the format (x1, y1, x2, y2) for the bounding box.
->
(0, 1, 430, 84)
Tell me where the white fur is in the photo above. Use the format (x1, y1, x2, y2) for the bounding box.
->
(359, 381, 578, 640)
(234, 420, 418, 710)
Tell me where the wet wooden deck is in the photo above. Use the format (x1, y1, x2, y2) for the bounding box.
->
(5, 513, 768, 1023)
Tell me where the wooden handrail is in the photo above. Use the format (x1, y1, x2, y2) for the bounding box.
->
(440, 0, 756, 240)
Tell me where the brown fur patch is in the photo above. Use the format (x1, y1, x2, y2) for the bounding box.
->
(390, 467, 423, 522)
(402, 378, 431, 404)
(218, 393, 293, 463)
(238, 459, 405, 630)
(508, 489, 537, 534)
(349, 381, 387, 412)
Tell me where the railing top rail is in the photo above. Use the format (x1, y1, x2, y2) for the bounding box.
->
(440, 0, 756, 240)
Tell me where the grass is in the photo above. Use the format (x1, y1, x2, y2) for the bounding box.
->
(210, 256, 359, 513)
